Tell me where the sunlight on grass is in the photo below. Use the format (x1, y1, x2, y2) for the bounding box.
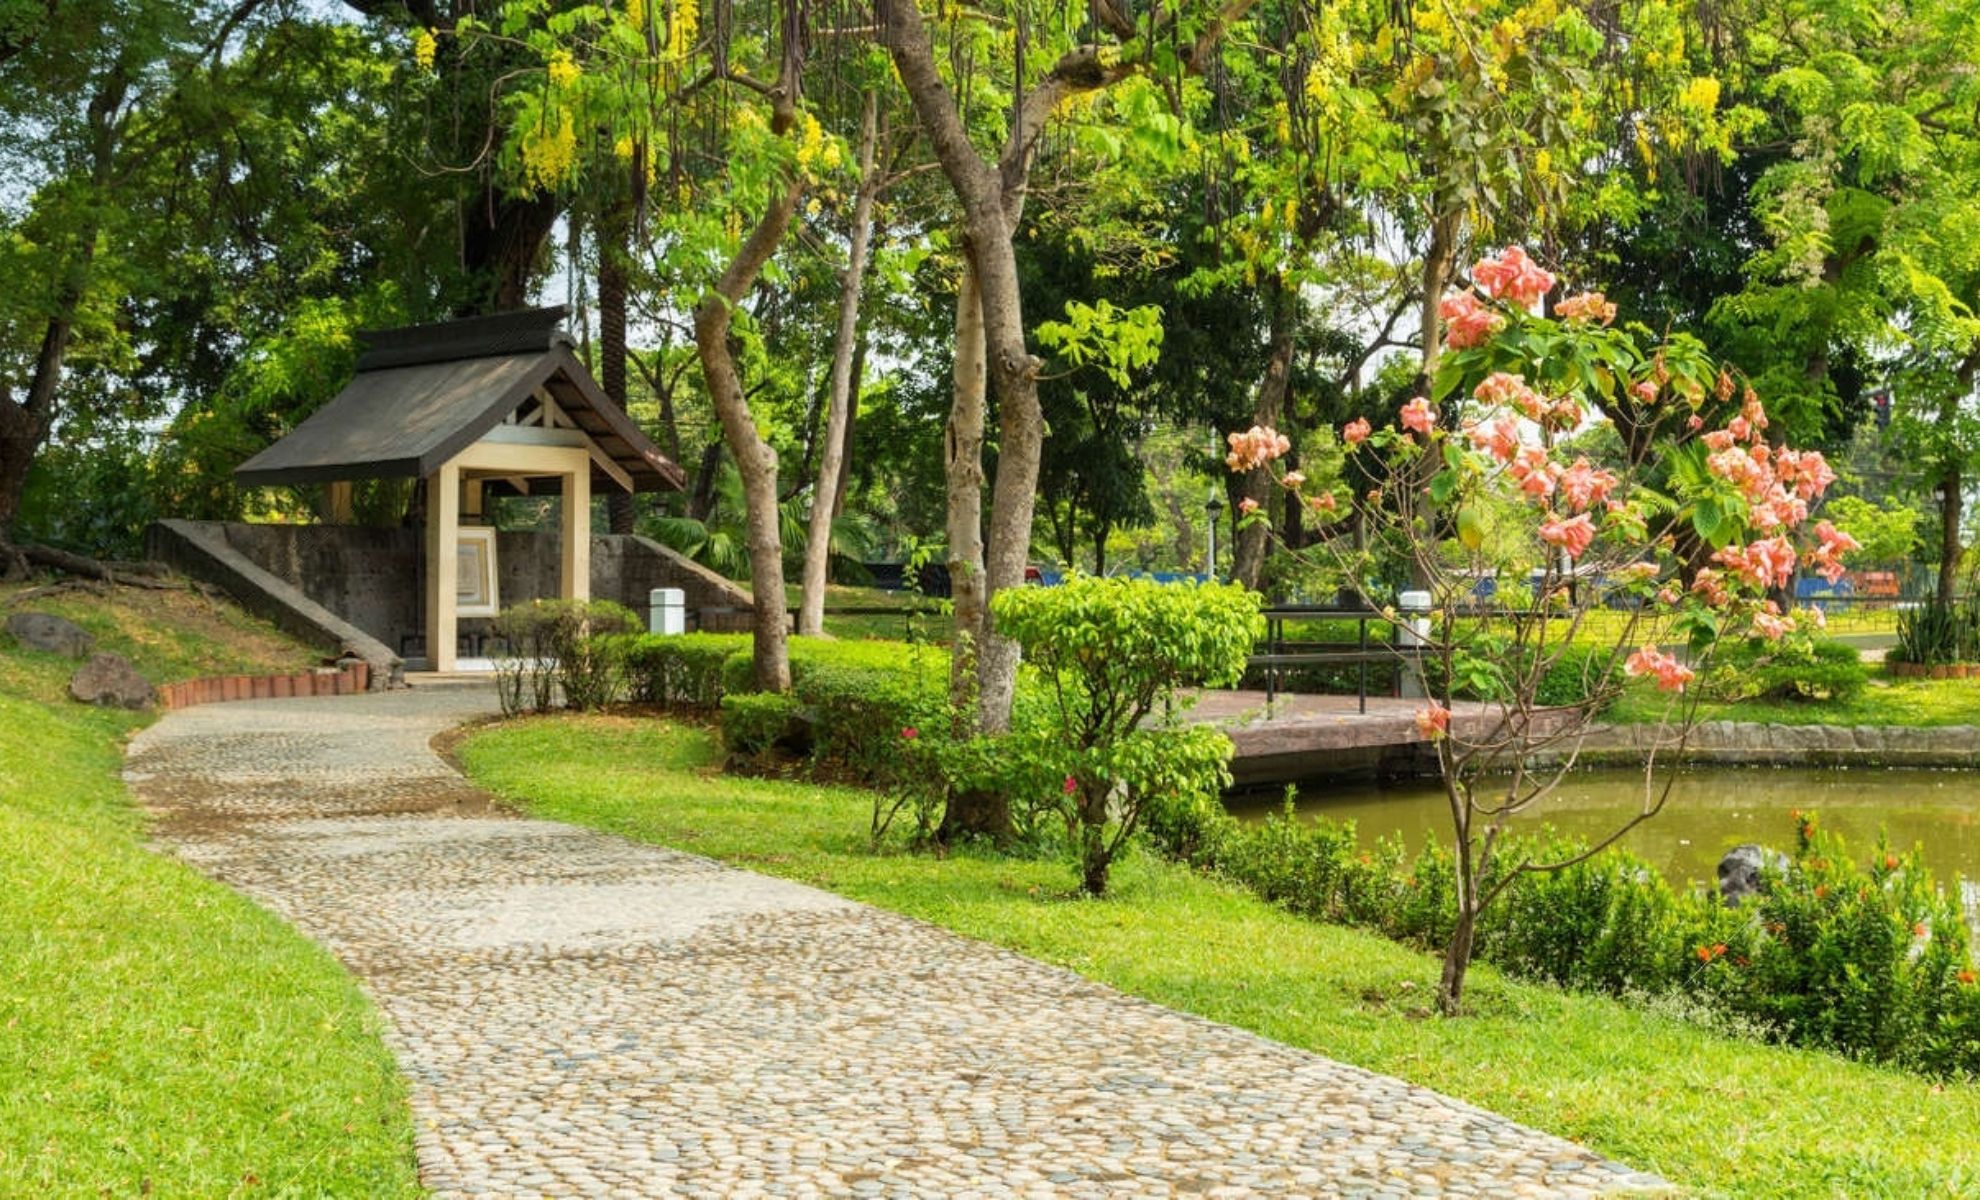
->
(0, 588, 418, 1195)
(462, 713, 1980, 1200)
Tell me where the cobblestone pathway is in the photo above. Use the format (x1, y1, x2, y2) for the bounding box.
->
(125, 682, 1667, 1199)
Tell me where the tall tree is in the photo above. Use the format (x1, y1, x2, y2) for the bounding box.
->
(875, 0, 1255, 734)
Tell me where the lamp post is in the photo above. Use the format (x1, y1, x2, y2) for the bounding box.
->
(1205, 487, 1225, 582)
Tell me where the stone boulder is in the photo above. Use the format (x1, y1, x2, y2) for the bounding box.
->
(6, 611, 93, 658)
(68, 653, 154, 709)
(1718, 843, 1790, 907)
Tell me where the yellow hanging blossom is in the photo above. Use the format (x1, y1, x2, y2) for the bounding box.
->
(666, 0, 698, 60)
(626, 0, 646, 27)
(794, 111, 828, 171)
(614, 133, 636, 161)
(1680, 76, 1721, 115)
(724, 208, 743, 242)
(521, 110, 579, 189)
(413, 29, 437, 71)
(548, 50, 580, 89)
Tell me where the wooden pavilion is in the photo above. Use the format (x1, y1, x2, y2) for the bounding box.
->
(235, 307, 684, 672)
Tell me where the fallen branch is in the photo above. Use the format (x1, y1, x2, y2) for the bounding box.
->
(21, 543, 182, 589)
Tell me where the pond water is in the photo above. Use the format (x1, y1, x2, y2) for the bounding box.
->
(1229, 767, 1980, 889)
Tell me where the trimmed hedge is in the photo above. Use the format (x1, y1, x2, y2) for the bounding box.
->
(620, 633, 751, 708)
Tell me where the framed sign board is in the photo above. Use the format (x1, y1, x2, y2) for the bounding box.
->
(456, 526, 501, 617)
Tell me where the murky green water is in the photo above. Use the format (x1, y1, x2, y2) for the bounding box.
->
(1230, 768, 1980, 888)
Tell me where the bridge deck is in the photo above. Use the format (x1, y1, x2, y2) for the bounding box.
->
(1184, 691, 1500, 784)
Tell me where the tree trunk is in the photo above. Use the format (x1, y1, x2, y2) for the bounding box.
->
(693, 174, 806, 693)
(599, 199, 636, 536)
(1232, 278, 1297, 590)
(1939, 465, 1963, 606)
(798, 92, 880, 637)
(688, 440, 723, 521)
(946, 264, 990, 707)
(461, 187, 561, 314)
(831, 331, 866, 518)
(1437, 901, 1477, 1016)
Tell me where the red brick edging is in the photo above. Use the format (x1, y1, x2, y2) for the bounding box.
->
(157, 661, 370, 711)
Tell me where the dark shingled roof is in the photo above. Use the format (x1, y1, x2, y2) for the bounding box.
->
(234, 307, 685, 492)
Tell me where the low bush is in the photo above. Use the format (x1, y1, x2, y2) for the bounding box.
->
(621, 632, 750, 708)
(717, 692, 805, 760)
(1157, 806, 1980, 1078)
(1702, 637, 1868, 703)
(491, 599, 638, 715)
(994, 577, 1263, 895)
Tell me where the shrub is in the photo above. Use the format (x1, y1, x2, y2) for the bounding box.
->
(490, 598, 638, 714)
(1158, 804, 1980, 1079)
(1703, 637, 1867, 703)
(547, 600, 639, 711)
(717, 692, 804, 760)
(992, 577, 1264, 895)
(1893, 601, 1963, 666)
(621, 632, 750, 708)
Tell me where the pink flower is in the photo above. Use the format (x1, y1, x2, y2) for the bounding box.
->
(1310, 492, 1338, 513)
(1342, 417, 1372, 447)
(1753, 602, 1794, 641)
(1547, 396, 1585, 430)
(1400, 396, 1436, 436)
(1807, 520, 1861, 584)
(1466, 415, 1520, 463)
(901, 726, 919, 740)
(1414, 703, 1451, 740)
(1686, 414, 1704, 430)
(1632, 380, 1660, 405)
(1690, 567, 1730, 608)
(1439, 290, 1503, 349)
(1510, 446, 1558, 499)
(1557, 458, 1618, 512)
(1657, 585, 1681, 606)
(1472, 246, 1556, 309)
(1063, 774, 1079, 796)
(1226, 424, 1292, 472)
(1625, 644, 1695, 692)
(1539, 512, 1597, 559)
(1237, 496, 1260, 515)
(1715, 537, 1798, 590)
(1281, 470, 1306, 489)
(1702, 429, 1736, 451)
(1728, 415, 1751, 441)
(1557, 291, 1618, 325)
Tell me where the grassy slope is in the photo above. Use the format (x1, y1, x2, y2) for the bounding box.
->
(462, 714, 1980, 1200)
(0, 586, 419, 1196)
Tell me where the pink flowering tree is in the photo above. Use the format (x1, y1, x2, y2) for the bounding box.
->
(1228, 246, 1859, 1014)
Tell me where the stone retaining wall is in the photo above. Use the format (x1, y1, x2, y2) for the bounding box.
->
(1582, 720, 1980, 768)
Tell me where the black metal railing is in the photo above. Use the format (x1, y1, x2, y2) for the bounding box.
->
(1249, 606, 1428, 714)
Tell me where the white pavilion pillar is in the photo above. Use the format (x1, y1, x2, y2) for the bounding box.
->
(424, 460, 461, 672)
(561, 465, 590, 601)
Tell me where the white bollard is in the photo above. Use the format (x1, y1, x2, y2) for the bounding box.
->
(649, 587, 686, 636)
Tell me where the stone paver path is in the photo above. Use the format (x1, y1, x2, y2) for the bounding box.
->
(126, 682, 1666, 1199)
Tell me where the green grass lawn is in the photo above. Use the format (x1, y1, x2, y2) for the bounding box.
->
(461, 713, 1980, 1200)
(0, 585, 419, 1195)
(1609, 672, 1980, 728)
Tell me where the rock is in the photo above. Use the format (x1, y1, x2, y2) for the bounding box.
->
(68, 652, 154, 709)
(5, 610, 93, 658)
(1718, 843, 1789, 908)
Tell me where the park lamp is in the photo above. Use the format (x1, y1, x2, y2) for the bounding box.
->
(1205, 487, 1225, 582)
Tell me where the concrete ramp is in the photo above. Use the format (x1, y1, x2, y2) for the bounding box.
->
(147, 518, 404, 688)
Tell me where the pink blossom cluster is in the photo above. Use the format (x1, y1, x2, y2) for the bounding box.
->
(1469, 370, 1579, 431)
(1466, 414, 1520, 462)
(1414, 702, 1451, 740)
(1807, 520, 1862, 584)
(1509, 446, 1558, 498)
(1557, 458, 1619, 512)
(1625, 644, 1695, 692)
(1342, 417, 1372, 446)
(1440, 291, 1503, 350)
(1556, 291, 1617, 325)
(1472, 246, 1556, 309)
(1226, 425, 1291, 472)
(1400, 397, 1436, 435)
(1538, 513, 1596, 558)
(1752, 601, 1795, 641)
(1712, 535, 1799, 591)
